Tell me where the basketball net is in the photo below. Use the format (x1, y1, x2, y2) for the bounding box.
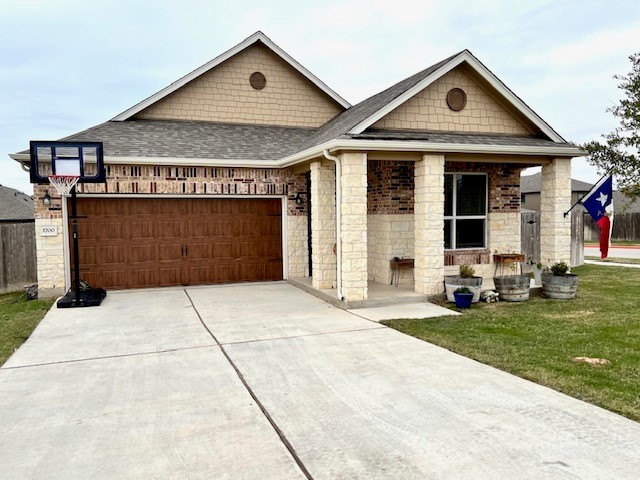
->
(48, 175, 80, 197)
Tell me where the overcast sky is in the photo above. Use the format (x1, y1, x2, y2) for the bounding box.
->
(1, 0, 639, 194)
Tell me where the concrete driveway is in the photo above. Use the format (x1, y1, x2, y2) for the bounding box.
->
(1, 282, 640, 479)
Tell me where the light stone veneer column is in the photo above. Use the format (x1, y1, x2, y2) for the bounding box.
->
(35, 218, 65, 294)
(414, 154, 445, 295)
(540, 158, 571, 265)
(340, 153, 368, 301)
(541, 158, 572, 266)
(287, 215, 308, 277)
(310, 161, 336, 289)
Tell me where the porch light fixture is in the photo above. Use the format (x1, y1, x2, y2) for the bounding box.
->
(42, 190, 51, 206)
(294, 192, 307, 205)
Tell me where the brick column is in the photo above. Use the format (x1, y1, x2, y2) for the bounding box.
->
(540, 158, 572, 266)
(414, 154, 445, 295)
(310, 161, 336, 289)
(340, 152, 368, 302)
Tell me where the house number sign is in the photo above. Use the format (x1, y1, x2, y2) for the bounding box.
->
(40, 226, 58, 237)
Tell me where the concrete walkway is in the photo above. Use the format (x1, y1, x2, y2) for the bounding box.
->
(1, 282, 640, 479)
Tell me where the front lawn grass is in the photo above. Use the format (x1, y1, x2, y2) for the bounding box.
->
(585, 256, 640, 265)
(383, 265, 640, 421)
(0, 292, 54, 366)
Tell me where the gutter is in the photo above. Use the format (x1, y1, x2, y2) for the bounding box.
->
(322, 149, 343, 302)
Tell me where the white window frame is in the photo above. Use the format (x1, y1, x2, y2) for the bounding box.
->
(444, 172, 488, 250)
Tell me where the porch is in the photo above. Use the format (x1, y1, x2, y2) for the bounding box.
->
(299, 151, 571, 304)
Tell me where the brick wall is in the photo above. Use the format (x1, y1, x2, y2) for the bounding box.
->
(34, 165, 308, 218)
(134, 43, 343, 128)
(367, 161, 414, 214)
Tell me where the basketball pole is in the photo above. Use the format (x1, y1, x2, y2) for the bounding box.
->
(71, 187, 81, 306)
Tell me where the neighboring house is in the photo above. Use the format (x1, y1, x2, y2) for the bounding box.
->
(0, 185, 36, 293)
(10, 32, 583, 301)
(521, 172, 640, 213)
(0, 185, 34, 223)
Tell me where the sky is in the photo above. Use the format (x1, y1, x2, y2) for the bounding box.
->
(1, 0, 639, 195)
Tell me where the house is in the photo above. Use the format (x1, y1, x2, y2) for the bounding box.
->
(10, 32, 583, 301)
(521, 172, 640, 213)
(0, 185, 36, 292)
(0, 185, 34, 223)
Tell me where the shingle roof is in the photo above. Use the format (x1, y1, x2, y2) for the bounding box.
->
(297, 53, 460, 151)
(30, 120, 315, 161)
(521, 173, 640, 212)
(521, 173, 593, 193)
(0, 185, 34, 221)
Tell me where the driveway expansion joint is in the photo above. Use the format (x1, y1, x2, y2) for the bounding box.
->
(219, 325, 387, 347)
(184, 289, 314, 480)
(0, 344, 217, 370)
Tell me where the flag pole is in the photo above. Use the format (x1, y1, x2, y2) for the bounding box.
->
(563, 168, 614, 217)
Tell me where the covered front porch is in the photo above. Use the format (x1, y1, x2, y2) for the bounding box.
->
(296, 150, 572, 304)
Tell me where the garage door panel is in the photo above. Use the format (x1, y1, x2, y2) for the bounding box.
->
(99, 270, 128, 290)
(131, 268, 159, 288)
(130, 222, 155, 239)
(154, 221, 182, 239)
(99, 246, 126, 265)
(158, 267, 182, 287)
(186, 243, 209, 260)
(185, 221, 209, 238)
(159, 244, 183, 262)
(72, 197, 283, 289)
(131, 245, 158, 264)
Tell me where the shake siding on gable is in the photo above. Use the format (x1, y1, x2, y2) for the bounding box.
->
(372, 67, 532, 135)
(134, 43, 343, 128)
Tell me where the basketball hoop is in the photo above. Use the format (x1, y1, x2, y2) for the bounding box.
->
(48, 175, 80, 196)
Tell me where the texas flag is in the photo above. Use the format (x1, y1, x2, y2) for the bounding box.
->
(581, 174, 614, 258)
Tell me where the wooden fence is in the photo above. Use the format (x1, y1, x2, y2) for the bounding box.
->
(0, 222, 37, 293)
(584, 212, 640, 242)
(521, 210, 583, 272)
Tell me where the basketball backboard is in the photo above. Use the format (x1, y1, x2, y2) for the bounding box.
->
(29, 141, 106, 184)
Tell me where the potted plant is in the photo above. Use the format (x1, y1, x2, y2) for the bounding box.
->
(493, 261, 530, 302)
(541, 261, 579, 299)
(444, 264, 482, 303)
(453, 287, 474, 309)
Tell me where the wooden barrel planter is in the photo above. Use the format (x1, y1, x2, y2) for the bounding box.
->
(444, 276, 483, 303)
(541, 273, 579, 300)
(493, 275, 531, 302)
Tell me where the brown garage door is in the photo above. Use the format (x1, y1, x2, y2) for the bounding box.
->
(69, 197, 283, 289)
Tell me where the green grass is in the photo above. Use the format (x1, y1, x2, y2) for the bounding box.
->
(0, 292, 54, 366)
(383, 265, 640, 421)
(585, 256, 640, 265)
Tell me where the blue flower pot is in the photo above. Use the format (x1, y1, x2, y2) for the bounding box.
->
(453, 292, 474, 309)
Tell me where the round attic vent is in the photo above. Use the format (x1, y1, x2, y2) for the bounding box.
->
(446, 88, 467, 111)
(250, 72, 266, 90)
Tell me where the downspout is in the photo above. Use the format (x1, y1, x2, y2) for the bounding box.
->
(322, 149, 343, 301)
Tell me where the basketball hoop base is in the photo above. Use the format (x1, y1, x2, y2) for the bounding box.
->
(57, 287, 107, 308)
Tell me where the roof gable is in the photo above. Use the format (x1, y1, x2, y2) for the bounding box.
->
(371, 65, 534, 135)
(112, 32, 350, 123)
(348, 50, 565, 142)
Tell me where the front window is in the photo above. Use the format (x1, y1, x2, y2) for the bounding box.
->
(444, 173, 487, 249)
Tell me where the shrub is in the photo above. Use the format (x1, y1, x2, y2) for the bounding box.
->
(550, 261, 570, 276)
(454, 286, 471, 294)
(459, 264, 475, 278)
